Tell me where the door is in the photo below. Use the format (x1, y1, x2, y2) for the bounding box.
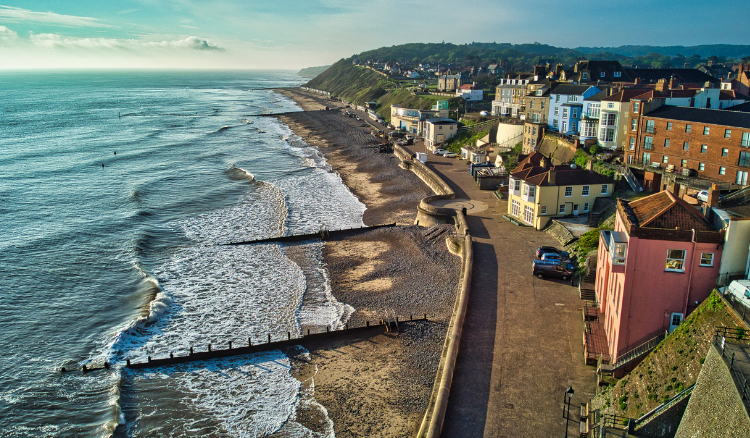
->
(669, 313, 683, 333)
(573, 204, 579, 216)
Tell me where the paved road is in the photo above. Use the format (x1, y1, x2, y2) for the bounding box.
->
(404, 146, 597, 438)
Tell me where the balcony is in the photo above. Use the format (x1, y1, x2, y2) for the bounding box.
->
(601, 230, 627, 272)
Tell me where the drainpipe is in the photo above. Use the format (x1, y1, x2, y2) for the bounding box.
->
(684, 229, 697, 317)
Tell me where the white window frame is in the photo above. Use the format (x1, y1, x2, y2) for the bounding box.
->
(720, 166, 726, 175)
(541, 205, 547, 215)
(699, 162, 705, 171)
(601, 185, 609, 195)
(583, 202, 589, 213)
(700, 253, 714, 267)
(582, 185, 590, 196)
(559, 204, 566, 214)
(564, 186, 573, 197)
(511, 199, 521, 217)
(666, 249, 686, 272)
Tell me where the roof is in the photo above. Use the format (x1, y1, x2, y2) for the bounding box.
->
(643, 105, 750, 129)
(622, 191, 712, 230)
(585, 88, 612, 102)
(550, 84, 596, 96)
(512, 165, 613, 187)
(624, 68, 720, 85)
(458, 84, 476, 90)
(726, 102, 750, 113)
(425, 118, 457, 125)
(601, 88, 653, 102)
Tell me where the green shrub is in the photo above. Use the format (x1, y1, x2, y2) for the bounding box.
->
(590, 144, 603, 155)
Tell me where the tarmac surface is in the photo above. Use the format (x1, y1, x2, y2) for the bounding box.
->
(402, 145, 597, 438)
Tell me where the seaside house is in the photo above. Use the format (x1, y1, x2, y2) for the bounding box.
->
(424, 118, 458, 150)
(390, 103, 450, 135)
(492, 77, 530, 117)
(624, 101, 750, 186)
(506, 152, 614, 229)
(456, 83, 483, 101)
(592, 190, 724, 370)
(547, 84, 601, 135)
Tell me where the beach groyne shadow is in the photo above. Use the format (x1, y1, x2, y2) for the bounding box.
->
(440, 239, 498, 437)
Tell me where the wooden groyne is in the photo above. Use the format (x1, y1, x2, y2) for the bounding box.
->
(61, 315, 428, 373)
(222, 223, 396, 246)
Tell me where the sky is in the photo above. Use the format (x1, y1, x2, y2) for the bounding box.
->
(0, 0, 748, 70)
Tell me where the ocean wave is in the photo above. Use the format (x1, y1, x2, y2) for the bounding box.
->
(224, 164, 256, 182)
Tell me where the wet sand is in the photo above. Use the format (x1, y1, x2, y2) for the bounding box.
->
(273, 88, 461, 437)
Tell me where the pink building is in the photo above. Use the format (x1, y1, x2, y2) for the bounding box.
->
(593, 191, 724, 367)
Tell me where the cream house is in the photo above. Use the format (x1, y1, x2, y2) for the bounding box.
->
(507, 152, 615, 229)
(424, 118, 458, 149)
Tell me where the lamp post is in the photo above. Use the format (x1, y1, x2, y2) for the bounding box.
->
(563, 386, 574, 438)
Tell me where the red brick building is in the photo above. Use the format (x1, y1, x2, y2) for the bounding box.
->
(625, 101, 750, 187)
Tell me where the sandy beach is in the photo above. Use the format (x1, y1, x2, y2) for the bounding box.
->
(273, 88, 462, 437)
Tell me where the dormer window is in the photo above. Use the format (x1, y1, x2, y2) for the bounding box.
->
(582, 72, 589, 80)
(614, 71, 622, 78)
(600, 72, 606, 77)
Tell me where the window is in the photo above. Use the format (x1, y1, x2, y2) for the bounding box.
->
(614, 71, 622, 77)
(644, 136, 653, 150)
(722, 148, 729, 157)
(703, 126, 710, 135)
(601, 184, 609, 195)
(607, 102, 614, 109)
(720, 166, 726, 175)
(646, 120, 655, 133)
(603, 113, 616, 126)
(541, 101, 545, 110)
(553, 119, 559, 129)
(633, 102, 640, 113)
(582, 72, 589, 80)
(631, 119, 637, 131)
(700, 253, 714, 267)
(740, 151, 750, 167)
(666, 249, 686, 272)
(642, 152, 652, 165)
(600, 72, 606, 78)
(564, 186, 573, 197)
(604, 128, 615, 142)
(529, 101, 534, 109)
(571, 122, 577, 132)
(699, 162, 705, 171)
(511, 199, 520, 216)
(541, 206, 547, 215)
(701, 144, 708, 154)
(725, 129, 731, 138)
(662, 155, 669, 164)
(569, 96, 578, 102)
(738, 171, 749, 185)
(683, 142, 689, 151)
(584, 202, 589, 212)
(664, 139, 670, 148)
(666, 122, 673, 130)
(523, 184, 529, 196)
(563, 108, 569, 118)
(559, 204, 566, 214)
(582, 185, 590, 196)
(629, 137, 635, 150)
(533, 126, 537, 135)
(556, 95, 560, 102)
(743, 132, 750, 147)
(685, 124, 692, 133)
(554, 107, 559, 116)
(681, 159, 688, 167)
(572, 109, 578, 119)
(514, 179, 521, 192)
(523, 205, 534, 224)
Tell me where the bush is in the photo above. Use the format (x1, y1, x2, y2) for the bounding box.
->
(590, 144, 603, 155)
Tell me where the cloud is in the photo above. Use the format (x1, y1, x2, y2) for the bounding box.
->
(0, 5, 112, 28)
(17, 30, 223, 52)
(0, 25, 18, 40)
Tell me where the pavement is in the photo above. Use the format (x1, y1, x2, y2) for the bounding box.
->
(402, 144, 597, 438)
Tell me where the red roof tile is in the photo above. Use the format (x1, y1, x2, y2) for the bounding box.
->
(624, 191, 712, 231)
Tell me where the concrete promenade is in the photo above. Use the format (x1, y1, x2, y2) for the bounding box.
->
(403, 146, 597, 437)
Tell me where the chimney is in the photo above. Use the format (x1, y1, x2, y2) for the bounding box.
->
(586, 160, 594, 171)
(708, 183, 720, 208)
(669, 77, 677, 89)
(634, 77, 642, 86)
(547, 169, 556, 185)
(656, 78, 668, 93)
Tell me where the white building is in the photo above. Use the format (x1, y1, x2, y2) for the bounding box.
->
(456, 83, 483, 101)
(424, 118, 458, 149)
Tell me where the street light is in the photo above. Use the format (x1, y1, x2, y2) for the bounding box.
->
(563, 387, 574, 438)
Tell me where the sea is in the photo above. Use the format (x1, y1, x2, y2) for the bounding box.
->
(0, 70, 366, 437)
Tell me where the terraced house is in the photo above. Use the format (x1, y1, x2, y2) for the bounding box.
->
(507, 153, 614, 229)
(625, 101, 750, 187)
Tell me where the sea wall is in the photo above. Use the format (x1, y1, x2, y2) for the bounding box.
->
(393, 143, 473, 438)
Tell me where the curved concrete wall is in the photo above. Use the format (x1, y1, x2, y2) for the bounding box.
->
(392, 143, 473, 438)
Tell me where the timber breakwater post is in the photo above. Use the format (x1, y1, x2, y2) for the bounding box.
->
(222, 223, 396, 246)
(392, 143, 474, 438)
(60, 316, 430, 373)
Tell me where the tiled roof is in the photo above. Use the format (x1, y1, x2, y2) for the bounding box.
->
(623, 191, 712, 230)
(550, 84, 596, 96)
(458, 84, 476, 90)
(601, 89, 652, 102)
(512, 165, 613, 187)
(624, 68, 720, 85)
(643, 105, 750, 129)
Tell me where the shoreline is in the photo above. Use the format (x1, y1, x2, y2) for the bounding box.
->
(272, 87, 461, 437)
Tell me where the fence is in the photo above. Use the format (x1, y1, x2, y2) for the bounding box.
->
(718, 288, 750, 328)
(714, 331, 750, 401)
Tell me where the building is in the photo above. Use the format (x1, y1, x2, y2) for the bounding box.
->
(548, 84, 601, 135)
(456, 83, 483, 101)
(595, 191, 724, 365)
(437, 73, 466, 92)
(566, 60, 629, 84)
(390, 102, 449, 135)
(506, 152, 614, 229)
(492, 77, 529, 117)
(424, 118, 458, 149)
(625, 102, 750, 186)
(521, 81, 554, 153)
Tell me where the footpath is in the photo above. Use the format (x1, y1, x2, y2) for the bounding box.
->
(402, 146, 597, 437)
